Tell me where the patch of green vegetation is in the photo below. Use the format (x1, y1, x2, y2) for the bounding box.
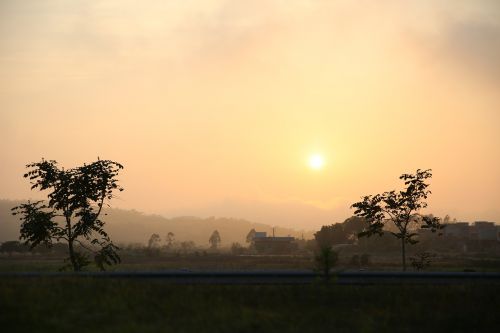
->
(1, 278, 499, 332)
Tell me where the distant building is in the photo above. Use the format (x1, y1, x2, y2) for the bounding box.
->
(442, 221, 498, 241)
(254, 232, 267, 239)
(443, 222, 469, 239)
(252, 231, 296, 254)
(472, 221, 497, 241)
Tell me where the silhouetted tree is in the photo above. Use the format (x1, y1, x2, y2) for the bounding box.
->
(442, 214, 457, 224)
(231, 242, 244, 255)
(11, 159, 123, 271)
(0, 241, 28, 254)
(148, 233, 161, 249)
(314, 217, 365, 248)
(410, 252, 436, 271)
(342, 216, 366, 243)
(209, 230, 221, 249)
(315, 224, 345, 247)
(147, 233, 161, 256)
(351, 169, 442, 271)
(180, 241, 195, 253)
(246, 229, 256, 243)
(314, 245, 338, 282)
(165, 232, 175, 248)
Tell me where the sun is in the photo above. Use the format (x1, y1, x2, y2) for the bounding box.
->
(308, 154, 325, 170)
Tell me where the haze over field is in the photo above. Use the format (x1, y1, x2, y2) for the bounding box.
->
(0, 199, 313, 245)
(1, 0, 499, 230)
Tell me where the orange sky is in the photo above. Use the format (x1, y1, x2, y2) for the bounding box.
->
(1, 0, 499, 230)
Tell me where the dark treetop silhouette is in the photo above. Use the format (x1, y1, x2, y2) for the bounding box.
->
(11, 159, 124, 271)
(351, 169, 443, 271)
(209, 230, 221, 249)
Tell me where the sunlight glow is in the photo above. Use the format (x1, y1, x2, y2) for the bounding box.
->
(308, 154, 325, 170)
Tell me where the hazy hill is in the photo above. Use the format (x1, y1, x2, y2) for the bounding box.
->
(0, 199, 314, 246)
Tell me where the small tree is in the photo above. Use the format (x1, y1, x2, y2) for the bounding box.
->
(209, 230, 221, 249)
(351, 169, 442, 271)
(148, 233, 161, 249)
(410, 252, 436, 271)
(231, 242, 245, 255)
(147, 233, 161, 256)
(314, 217, 366, 248)
(180, 241, 195, 254)
(11, 159, 123, 271)
(314, 224, 345, 247)
(246, 229, 256, 243)
(314, 245, 338, 282)
(165, 232, 175, 249)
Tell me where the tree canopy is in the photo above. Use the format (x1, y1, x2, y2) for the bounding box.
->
(209, 230, 221, 249)
(351, 169, 442, 271)
(148, 233, 161, 249)
(12, 159, 124, 271)
(246, 229, 256, 243)
(314, 216, 366, 248)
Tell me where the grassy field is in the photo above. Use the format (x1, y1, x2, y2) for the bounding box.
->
(2, 252, 500, 272)
(1, 277, 499, 332)
(0, 254, 315, 272)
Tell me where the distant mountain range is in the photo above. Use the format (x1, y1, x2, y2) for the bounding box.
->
(0, 199, 315, 246)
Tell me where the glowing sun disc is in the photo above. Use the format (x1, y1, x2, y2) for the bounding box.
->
(309, 154, 324, 170)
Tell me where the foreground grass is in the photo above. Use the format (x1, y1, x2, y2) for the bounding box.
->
(1, 278, 499, 332)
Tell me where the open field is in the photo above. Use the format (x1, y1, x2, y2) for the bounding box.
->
(2, 252, 500, 272)
(0, 254, 315, 272)
(1, 277, 500, 333)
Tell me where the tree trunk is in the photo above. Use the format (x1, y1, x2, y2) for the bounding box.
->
(65, 213, 79, 272)
(68, 239, 79, 272)
(401, 238, 406, 271)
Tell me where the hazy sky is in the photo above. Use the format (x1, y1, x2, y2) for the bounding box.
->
(1, 0, 499, 230)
